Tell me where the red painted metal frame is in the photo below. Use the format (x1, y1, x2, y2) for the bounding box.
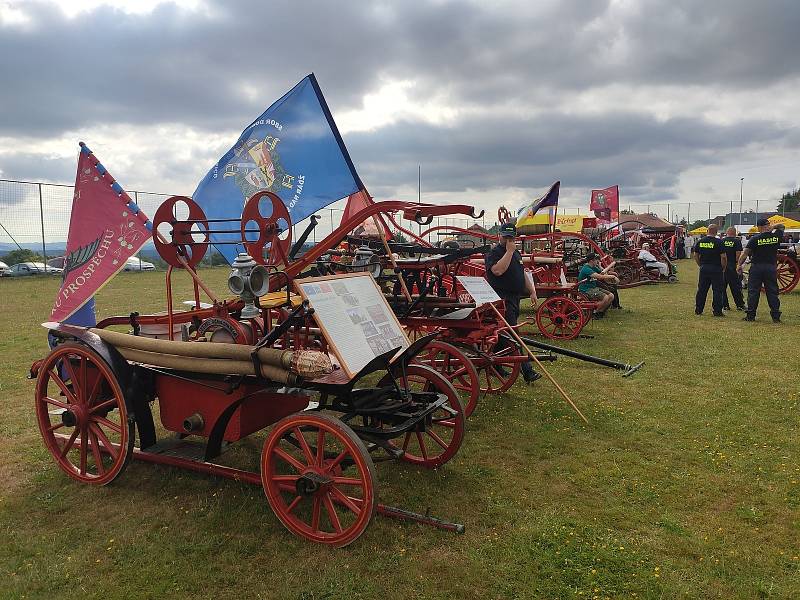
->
(54, 433, 464, 534)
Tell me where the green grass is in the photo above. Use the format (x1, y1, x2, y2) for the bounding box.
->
(1, 263, 799, 599)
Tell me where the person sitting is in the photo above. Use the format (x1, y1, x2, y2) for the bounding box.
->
(577, 253, 615, 318)
(638, 243, 669, 277)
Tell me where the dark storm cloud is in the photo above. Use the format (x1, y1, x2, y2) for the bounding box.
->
(349, 112, 787, 200)
(0, 0, 798, 201)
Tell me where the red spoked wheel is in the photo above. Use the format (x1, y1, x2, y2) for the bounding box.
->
(152, 196, 209, 268)
(242, 191, 292, 266)
(498, 206, 513, 224)
(411, 340, 480, 418)
(614, 262, 637, 286)
(380, 364, 465, 469)
(34, 342, 134, 485)
(777, 255, 799, 294)
(535, 295, 584, 340)
(261, 413, 377, 547)
(470, 341, 521, 394)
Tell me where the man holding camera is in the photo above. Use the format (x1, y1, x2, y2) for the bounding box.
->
(485, 222, 541, 383)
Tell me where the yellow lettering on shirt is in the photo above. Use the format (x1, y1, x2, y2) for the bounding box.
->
(699, 242, 715, 249)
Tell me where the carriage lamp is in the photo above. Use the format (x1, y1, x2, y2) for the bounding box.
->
(352, 246, 382, 278)
(228, 253, 270, 319)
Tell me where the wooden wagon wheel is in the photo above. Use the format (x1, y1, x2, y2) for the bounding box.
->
(535, 295, 584, 340)
(34, 342, 134, 485)
(470, 339, 521, 394)
(411, 340, 480, 418)
(613, 262, 637, 286)
(261, 413, 377, 547)
(497, 206, 513, 224)
(777, 255, 799, 293)
(241, 191, 292, 266)
(379, 364, 465, 469)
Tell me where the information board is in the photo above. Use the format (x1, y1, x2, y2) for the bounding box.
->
(456, 276, 502, 306)
(295, 273, 410, 378)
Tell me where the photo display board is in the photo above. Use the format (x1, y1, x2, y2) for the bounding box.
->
(456, 276, 501, 306)
(295, 273, 410, 378)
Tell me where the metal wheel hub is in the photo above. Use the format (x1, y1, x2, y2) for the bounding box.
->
(61, 405, 86, 428)
(296, 470, 333, 496)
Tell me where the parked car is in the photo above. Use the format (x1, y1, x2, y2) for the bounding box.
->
(46, 256, 65, 269)
(0, 261, 10, 277)
(9, 262, 62, 276)
(123, 256, 156, 271)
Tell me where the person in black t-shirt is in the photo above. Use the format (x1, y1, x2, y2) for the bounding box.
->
(484, 222, 540, 383)
(691, 223, 727, 316)
(721, 226, 745, 311)
(737, 218, 781, 322)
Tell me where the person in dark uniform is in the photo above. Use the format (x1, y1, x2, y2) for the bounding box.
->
(721, 226, 745, 311)
(485, 222, 541, 383)
(737, 218, 781, 323)
(691, 223, 727, 316)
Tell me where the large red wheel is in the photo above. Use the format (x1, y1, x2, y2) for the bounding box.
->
(535, 295, 584, 340)
(261, 413, 376, 547)
(777, 255, 799, 293)
(411, 341, 480, 418)
(470, 342, 521, 394)
(380, 364, 465, 469)
(34, 342, 134, 485)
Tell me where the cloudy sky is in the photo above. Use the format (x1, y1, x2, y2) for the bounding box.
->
(1, 0, 799, 231)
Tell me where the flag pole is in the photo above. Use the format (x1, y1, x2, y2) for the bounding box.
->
(365, 189, 412, 302)
(488, 302, 588, 424)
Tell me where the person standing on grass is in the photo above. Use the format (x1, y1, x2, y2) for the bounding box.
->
(721, 226, 746, 311)
(577, 252, 615, 317)
(738, 218, 781, 323)
(692, 223, 727, 316)
(485, 222, 541, 383)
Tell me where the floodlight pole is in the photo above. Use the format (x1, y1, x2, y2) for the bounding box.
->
(739, 178, 744, 225)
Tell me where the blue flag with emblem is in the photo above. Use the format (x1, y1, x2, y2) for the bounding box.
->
(193, 74, 364, 262)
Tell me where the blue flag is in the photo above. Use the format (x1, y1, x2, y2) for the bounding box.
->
(193, 74, 363, 262)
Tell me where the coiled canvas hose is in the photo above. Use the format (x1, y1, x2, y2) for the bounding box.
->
(90, 328, 332, 382)
(113, 347, 297, 385)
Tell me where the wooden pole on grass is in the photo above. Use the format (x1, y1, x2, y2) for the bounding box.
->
(488, 302, 589, 424)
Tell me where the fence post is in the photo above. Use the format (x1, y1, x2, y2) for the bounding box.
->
(687, 202, 690, 226)
(38, 182, 47, 260)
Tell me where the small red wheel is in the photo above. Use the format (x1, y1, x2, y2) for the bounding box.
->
(614, 262, 637, 286)
(34, 342, 134, 485)
(777, 255, 799, 294)
(412, 340, 480, 417)
(152, 196, 209, 268)
(242, 191, 292, 266)
(261, 413, 376, 547)
(380, 364, 465, 469)
(470, 341, 521, 394)
(536, 295, 584, 340)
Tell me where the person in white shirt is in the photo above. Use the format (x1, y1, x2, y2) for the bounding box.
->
(638, 243, 669, 277)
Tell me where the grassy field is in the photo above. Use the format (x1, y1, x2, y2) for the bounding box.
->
(0, 262, 798, 599)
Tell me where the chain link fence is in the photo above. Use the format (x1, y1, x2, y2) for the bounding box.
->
(0, 177, 789, 262)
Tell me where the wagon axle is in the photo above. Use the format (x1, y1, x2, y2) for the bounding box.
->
(296, 470, 334, 496)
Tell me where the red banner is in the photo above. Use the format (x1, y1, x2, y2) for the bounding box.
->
(50, 144, 152, 322)
(590, 185, 619, 223)
(341, 189, 391, 238)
